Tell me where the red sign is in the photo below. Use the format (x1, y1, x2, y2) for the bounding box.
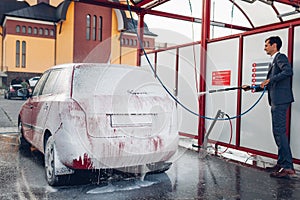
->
(212, 70, 231, 86)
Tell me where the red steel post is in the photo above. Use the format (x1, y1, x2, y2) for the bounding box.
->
(198, 0, 210, 147)
(137, 13, 145, 66)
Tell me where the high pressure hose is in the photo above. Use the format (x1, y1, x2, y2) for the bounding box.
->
(125, 0, 266, 121)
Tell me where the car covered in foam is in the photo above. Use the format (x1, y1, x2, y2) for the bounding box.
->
(18, 63, 178, 186)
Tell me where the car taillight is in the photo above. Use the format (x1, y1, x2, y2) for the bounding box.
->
(9, 86, 15, 92)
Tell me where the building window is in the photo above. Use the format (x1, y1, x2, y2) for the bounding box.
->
(134, 39, 137, 46)
(16, 25, 20, 33)
(129, 39, 133, 46)
(86, 14, 91, 40)
(22, 41, 26, 68)
(92, 15, 97, 41)
(28, 27, 32, 34)
(99, 16, 103, 41)
(45, 29, 49, 36)
(22, 26, 26, 34)
(50, 29, 54, 36)
(16, 40, 20, 67)
(39, 28, 43, 35)
(33, 27, 38, 34)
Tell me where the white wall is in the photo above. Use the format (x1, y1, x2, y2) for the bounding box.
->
(241, 29, 288, 153)
(290, 26, 300, 160)
(205, 38, 239, 145)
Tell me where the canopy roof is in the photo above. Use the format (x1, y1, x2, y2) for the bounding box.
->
(81, 0, 300, 34)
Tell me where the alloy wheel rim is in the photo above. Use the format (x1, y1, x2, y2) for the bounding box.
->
(46, 142, 54, 179)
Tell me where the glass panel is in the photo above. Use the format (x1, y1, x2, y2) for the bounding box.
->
(41, 70, 61, 95)
(39, 28, 43, 35)
(16, 41, 20, 67)
(32, 71, 50, 96)
(54, 68, 72, 94)
(22, 26, 26, 34)
(92, 15, 97, 41)
(22, 41, 26, 68)
(16, 25, 20, 33)
(99, 16, 102, 41)
(28, 27, 32, 34)
(86, 14, 91, 40)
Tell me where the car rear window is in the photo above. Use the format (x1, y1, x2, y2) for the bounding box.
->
(72, 64, 163, 97)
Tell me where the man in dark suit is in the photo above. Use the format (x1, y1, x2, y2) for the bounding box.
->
(243, 36, 295, 178)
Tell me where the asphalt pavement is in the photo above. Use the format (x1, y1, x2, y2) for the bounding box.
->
(1, 95, 300, 199)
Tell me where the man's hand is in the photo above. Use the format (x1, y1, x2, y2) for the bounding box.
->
(260, 79, 270, 88)
(242, 85, 251, 91)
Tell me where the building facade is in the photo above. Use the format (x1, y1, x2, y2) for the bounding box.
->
(0, 0, 156, 87)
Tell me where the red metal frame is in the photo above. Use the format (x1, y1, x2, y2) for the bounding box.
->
(236, 35, 244, 148)
(131, 0, 169, 8)
(276, 0, 300, 6)
(287, 26, 294, 142)
(198, 0, 210, 147)
(175, 48, 179, 97)
(136, 13, 144, 66)
(143, 12, 300, 166)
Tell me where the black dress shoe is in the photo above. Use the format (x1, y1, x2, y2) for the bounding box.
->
(270, 168, 295, 179)
(266, 164, 281, 172)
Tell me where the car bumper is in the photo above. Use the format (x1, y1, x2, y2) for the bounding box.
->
(55, 131, 178, 172)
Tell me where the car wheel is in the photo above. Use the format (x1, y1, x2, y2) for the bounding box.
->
(44, 136, 68, 186)
(18, 120, 30, 150)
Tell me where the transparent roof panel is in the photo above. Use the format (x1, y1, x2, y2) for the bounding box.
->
(274, 1, 300, 21)
(151, 0, 203, 18)
(149, 0, 300, 28)
(120, 0, 300, 43)
(236, 1, 279, 27)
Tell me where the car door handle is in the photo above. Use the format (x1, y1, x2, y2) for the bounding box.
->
(44, 104, 49, 111)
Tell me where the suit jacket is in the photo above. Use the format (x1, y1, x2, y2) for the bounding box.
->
(256, 52, 294, 106)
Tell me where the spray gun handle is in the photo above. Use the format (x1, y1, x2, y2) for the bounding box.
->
(249, 85, 260, 90)
(242, 85, 260, 91)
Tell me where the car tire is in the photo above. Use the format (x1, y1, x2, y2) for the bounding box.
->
(18, 120, 31, 150)
(44, 136, 68, 186)
(147, 162, 172, 174)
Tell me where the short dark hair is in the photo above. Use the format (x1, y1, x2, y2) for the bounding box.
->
(265, 36, 282, 51)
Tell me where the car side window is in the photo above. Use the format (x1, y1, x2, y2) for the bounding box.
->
(32, 71, 50, 97)
(41, 70, 61, 95)
(54, 68, 71, 94)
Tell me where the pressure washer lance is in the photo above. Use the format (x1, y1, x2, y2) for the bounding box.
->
(197, 85, 260, 96)
(193, 85, 261, 157)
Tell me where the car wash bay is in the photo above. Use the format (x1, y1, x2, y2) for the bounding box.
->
(0, 96, 299, 199)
